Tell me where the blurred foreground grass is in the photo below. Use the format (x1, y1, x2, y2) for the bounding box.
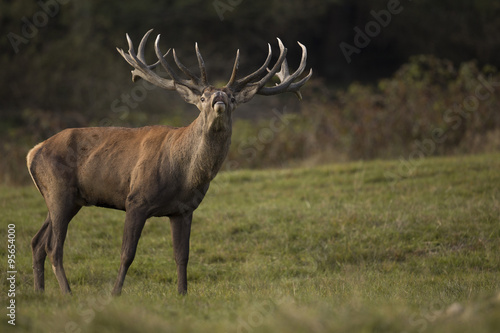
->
(0, 153, 499, 332)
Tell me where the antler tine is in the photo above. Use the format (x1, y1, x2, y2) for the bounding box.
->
(125, 33, 150, 70)
(253, 38, 288, 90)
(275, 41, 309, 83)
(222, 38, 311, 102)
(228, 43, 272, 90)
(257, 38, 288, 87)
(195, 43, 208, 86)
(259, 68, 313, 99)
(116, 33, 173, 89)
(172, 48, 200, 83)
(126, 33, 135, 56)
(116, 31, 173, 89)
(284, 68, 313, 100)
(226, 49, 240, 87)
(116, 44, 136, 69)
(118, 30, 210, 96)
(118, 31, 210, 94)
(276, 58, 290, 82)
(137, 29, 170, 70)
(137, 29, 152, 65)
(154, 35, 206, 92)
(122, 33, 142, 69)
(154, 35, 182, 82)
(256, 39, 312, 99)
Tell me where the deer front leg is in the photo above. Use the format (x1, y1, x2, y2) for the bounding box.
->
(112, 208, 148, 296)
(169, 213, 192, 295)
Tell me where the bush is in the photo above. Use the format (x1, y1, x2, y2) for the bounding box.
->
(225, 55, 500, 169)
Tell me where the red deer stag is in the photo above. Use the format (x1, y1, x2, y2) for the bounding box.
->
(27, 29, 312, 296)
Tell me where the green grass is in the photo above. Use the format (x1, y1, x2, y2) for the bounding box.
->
(1, 153, 499, 332)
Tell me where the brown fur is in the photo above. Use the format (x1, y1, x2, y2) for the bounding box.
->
(28, 89, 232, 295)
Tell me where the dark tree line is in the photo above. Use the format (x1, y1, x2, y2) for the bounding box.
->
(1, 0, 499, 117)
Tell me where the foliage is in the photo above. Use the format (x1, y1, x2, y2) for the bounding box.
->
(0, 153, 499, 332)
(2, 54, 500, 184)
(225, 55, 500, 169)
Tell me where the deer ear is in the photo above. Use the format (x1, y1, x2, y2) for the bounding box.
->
(174, 83, 200, 105)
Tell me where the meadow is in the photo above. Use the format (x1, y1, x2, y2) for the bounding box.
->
(0, 153, 499, 332)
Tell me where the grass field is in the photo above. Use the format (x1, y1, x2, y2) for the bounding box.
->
(1, 153, 499, 332)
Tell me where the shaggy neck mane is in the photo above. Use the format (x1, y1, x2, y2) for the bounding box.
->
(182, 114, 232, 188)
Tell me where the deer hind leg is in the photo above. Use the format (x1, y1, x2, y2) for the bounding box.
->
(45, 203, 81, 294)
(112, 208, 148, 296)
(31, 214, 51, 292)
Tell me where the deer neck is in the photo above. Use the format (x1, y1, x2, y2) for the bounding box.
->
(183, 113, 232, 188)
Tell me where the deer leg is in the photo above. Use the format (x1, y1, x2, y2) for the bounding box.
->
(112, 209, 148, 296)
(31, 214, 51, 292)
(46, 204, 81, 294)
(170, 213, 192, 295)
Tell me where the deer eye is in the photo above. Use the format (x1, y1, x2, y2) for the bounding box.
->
(200, 97, 205, 102)
(231, 97, 235, 103)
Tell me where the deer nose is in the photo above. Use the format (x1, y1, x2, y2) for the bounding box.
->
(212, 91, 227, 113)
(212, 91, 224, 102)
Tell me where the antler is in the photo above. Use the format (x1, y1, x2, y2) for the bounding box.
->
(116, 29, 208, 94)
(226, 38, 312, 100)
(118, 32, 312, 103)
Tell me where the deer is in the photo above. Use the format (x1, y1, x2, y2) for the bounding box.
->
(27, 29, 312, 296)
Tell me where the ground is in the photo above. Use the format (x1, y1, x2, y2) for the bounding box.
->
(0, 153, 499, 332)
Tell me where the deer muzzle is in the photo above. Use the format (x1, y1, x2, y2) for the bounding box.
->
(212, 92, 227, 114)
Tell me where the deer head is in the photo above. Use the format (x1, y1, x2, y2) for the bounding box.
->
(116, 29, 313, 132)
